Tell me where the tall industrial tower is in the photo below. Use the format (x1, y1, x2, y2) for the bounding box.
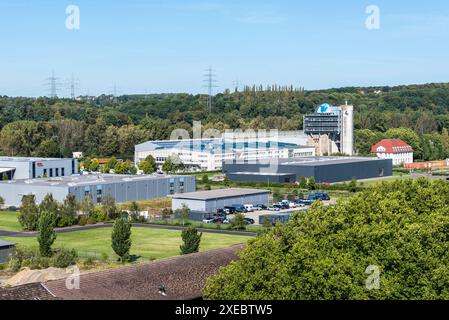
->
(203, 66, 218, 112)
(45, 70, 61, 98)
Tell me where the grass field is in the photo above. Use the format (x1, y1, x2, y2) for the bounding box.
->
(0, 211, 22, 231)
(0, 227, 250, 261)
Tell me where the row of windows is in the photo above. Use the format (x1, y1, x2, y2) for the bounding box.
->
(43, 167, 65, 178)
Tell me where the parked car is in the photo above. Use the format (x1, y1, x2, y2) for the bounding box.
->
(244, 204, 254, 212)
(232, 204, 247, 213)
(244, 218, 255, 225)
(224, 206, 237, 214)
(288, 202, 297, 208)
(269, 204, 282, 211)
(277, 202, 290, 210)
(254, 204, 268, 211)
(202, 218, 215, 224)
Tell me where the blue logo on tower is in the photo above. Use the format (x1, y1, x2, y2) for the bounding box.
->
(317, 103, 331, 114)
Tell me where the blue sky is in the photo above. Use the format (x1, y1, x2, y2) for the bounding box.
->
(1, 0, 449, 97)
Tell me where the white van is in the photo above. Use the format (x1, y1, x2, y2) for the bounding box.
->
(244, 204, 254, 212)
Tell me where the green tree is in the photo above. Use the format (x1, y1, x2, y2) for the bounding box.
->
(349, 177, 358, 193)
(180, 227, 203, 255)
(231, 213, 247, 231)
(204, 178, 449, 300)
(162, 158, 175, 174)
(111, 218, 132, 262)
(0, 195, 4, 208)
(59, 194, 78, 227)
(272, 189, 283, 203)
(299, 176, 308, 189)
(18, 195, 40, 231)
(102, 195, 119, 220)
(37, 211, 57, 257)
(39, 194, 59, 225)
(201, 174, 210, 185)
(129, 201, 140, 222)
(80, 195, 95, 217)
(307, 177, 317, 191)
(176, 204, 191, 226)
(138, 155, 157, 174)
(223, 176, 231, 187)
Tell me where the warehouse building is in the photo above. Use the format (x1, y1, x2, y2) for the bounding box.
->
(0, 174, 196, 207)
(171, 188, 270, 213)
(223, 157, 393, 184)
(0, 157, 78, 181)
(0, 240, 16, 263)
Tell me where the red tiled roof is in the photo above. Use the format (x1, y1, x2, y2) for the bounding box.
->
(371, 139, 414, 154)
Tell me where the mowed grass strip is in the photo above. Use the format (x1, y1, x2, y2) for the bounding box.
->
(0, 227, 250, 261)
(0, 211, 22, 231)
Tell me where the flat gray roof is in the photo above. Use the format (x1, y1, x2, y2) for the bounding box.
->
(172, 188, 270, 201)
(279, 157, 386, 166)
(225, 156, 386, 167)
(0, 157, 72, 162)
(0, 240, 15, 248)
(0, 174, 187, 188)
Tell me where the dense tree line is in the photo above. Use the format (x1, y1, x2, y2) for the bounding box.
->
(1, 82, 449, 159)
(204, 178, 449, 300)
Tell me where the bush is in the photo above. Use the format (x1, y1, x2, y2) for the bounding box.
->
(51, 248, 78, 268)
(78, 215, 89, 226)
(8, 258, 22, 272)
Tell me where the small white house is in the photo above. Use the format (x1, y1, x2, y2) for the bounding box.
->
(371, 139, 414, 166)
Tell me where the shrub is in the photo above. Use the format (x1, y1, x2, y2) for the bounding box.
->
(8, 258, 22, 272)
(180, 227, 202, 255)
(51, 248, 78, 268)
(100, 252, 109, 262)
(78, 215, 89, 226)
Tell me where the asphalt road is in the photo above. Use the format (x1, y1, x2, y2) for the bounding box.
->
(0, 223, 257, 238)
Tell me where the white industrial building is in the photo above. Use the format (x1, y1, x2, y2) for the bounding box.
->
(0, 157, 78, 181)
(135, 137, 316, 172)
(135, 103, 354, 172)
(171, 188, 270, 213)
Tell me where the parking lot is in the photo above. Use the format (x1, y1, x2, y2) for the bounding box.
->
(242, 200, 332, 225)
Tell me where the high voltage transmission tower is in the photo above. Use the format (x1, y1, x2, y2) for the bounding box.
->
(203, 66, 218, 113)
(44, 70, 62, 98)
(66, 73, 80, 99)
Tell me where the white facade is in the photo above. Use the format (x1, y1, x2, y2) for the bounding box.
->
(135, 134, 316, 172)
(375, 147, 414, 166)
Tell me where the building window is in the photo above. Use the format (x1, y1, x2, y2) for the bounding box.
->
(97, 186, 103, 203)
(49, 168, 53, 177)
(32, 162, 36, 179)
(43, 169, 47, 178)
(170, 178, 175, 195)
(84, 186, 91, 196)
(55, 168, 59, 177)
(61, 168, 65, 177)
(72, 160, 75, 174)
(179, 178, 185, 193)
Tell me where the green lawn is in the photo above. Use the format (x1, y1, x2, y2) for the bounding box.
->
(0, 211, 22, 231)
(0, 227, 249, 261)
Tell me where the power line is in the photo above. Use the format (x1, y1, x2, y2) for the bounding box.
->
(203, 66, 218, 113)
(44, 70, 62, 98)
(66, 73, 81, 99)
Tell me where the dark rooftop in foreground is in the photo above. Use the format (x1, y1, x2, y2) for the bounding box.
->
(44, 244, 244, 300)
(0, 245, 244, 301)
(172, 188, 270, 201)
